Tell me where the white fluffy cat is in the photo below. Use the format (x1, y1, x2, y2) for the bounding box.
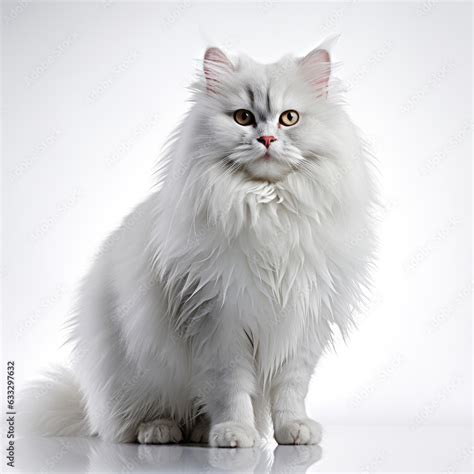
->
(21, 41, 376, 448)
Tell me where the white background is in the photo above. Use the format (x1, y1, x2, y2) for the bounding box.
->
(3, 0, 472, 439)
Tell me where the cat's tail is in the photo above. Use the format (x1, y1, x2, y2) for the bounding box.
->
(18, 366, 92, 437)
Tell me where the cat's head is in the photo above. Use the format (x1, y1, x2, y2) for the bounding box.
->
(194, 45, 338, 182)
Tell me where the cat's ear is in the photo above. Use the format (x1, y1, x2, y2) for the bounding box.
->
(299, 48, 331, 96)
(203, 47, 234, 93)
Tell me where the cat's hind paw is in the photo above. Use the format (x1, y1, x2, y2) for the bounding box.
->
(209, 422, 258, 448)
(137, 418, 183, 444)
(274, 418, 322, 445)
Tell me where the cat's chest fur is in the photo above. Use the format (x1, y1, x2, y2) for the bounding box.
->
(186, 182, 339, 365)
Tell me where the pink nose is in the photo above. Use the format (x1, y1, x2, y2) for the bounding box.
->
(257, 135, 277, 149)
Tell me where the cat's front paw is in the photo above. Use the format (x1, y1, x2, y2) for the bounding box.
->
(274, 418, 322, 445)
(137, 418, 183, 444)
(209, 421, 258, 448)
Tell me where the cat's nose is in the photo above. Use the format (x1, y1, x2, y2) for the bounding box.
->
(257, 135, 277, 149)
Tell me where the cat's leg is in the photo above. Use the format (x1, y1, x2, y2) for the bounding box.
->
(270, 353, 322, 445)
(200, 332, 258, 448)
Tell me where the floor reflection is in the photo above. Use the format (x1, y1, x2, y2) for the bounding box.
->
(15, 426, 472, 473)
(16, 437, 322, 473)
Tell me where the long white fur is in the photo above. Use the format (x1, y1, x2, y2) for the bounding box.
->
(21, 42, 376, 447)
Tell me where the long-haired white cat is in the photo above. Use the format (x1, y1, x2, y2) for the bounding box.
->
(21, 40, 376, 448)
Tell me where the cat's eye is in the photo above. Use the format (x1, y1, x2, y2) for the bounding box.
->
(279, 110, 299, 127)
(234, 109, 255, 126)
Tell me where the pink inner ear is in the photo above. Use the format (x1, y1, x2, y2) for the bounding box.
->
(203, 47, 233, 93)
(301, 49, 331, 94)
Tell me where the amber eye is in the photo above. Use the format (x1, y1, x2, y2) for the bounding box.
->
(279, 110, 299, 126)
(234, 109, 255, 126)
